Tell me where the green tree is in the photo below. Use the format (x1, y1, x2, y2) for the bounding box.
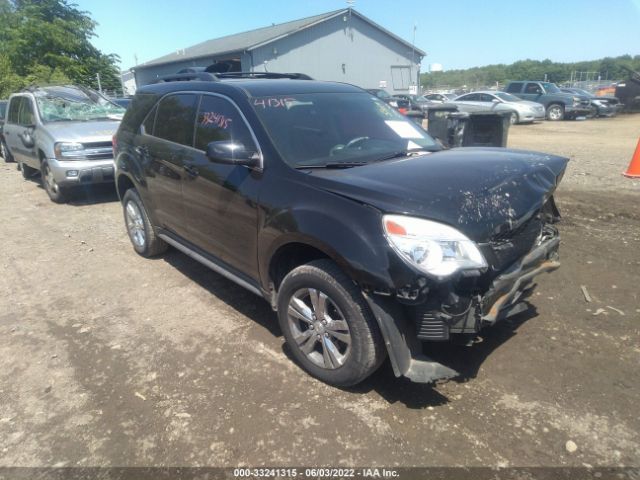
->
(421, 55, 640, 91)
(0, 0, 120, 97)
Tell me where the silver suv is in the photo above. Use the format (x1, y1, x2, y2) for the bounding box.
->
(3, 85, 124, 202)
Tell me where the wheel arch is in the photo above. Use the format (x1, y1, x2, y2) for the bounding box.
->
(116, 172, 136, 201)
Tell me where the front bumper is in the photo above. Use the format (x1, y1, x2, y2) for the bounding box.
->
(48, 158, 115, 186)
(565, 105, 592, 117)
(482, 234, 560, 323)
(593, 103, 618, 117)
(365, 230, 561, 384)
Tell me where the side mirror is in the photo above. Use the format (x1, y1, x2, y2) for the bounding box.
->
(491, 98, 500, 104)
(206, 140, 259, 167)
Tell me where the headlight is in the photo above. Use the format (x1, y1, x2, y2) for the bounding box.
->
(389, 101, 398, 107)
(572, 96, 582, 104)
(54, 142, 85, 160)
(383, 215, 487, 278)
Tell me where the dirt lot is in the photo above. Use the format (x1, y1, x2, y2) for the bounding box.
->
(0, 115, 639, 469)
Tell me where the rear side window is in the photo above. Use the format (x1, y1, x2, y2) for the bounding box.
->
(154, 94, 198, 146)
(142, 104, 158, 135)
(119, 93, 159, 134)
(524, 83, 542, 94)
(194, 95, 257, 152)
(506, 83, 523, 93)
(7, 97, 23, 124)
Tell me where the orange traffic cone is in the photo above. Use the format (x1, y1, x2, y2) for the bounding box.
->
(623, 138, 640, 178)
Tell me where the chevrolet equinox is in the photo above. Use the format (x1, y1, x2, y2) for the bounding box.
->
(113, 72, 568, 387)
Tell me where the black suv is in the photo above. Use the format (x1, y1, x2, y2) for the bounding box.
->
(114, 72, 568, 387)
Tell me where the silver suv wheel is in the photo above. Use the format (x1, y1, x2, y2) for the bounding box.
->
(288, 288, 352, 369)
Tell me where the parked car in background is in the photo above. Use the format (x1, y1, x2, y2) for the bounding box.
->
(450, 91, 545, 124)
(395, 94, 429, 113)
(365, 89, 410, 114)
(505, 81, 591, 121)
(113, 72, 568, 387)
(423, 93, 456, 103)
(560, 88, 620, 117)
(3, 85, 125, 202)
(0, 100, 9, 161)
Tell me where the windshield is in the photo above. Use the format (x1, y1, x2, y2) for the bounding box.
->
(573, 88, 593, 97)
(541, 82, 560, 93)
(251, 93, 439, 168)
(494, 92, 521, 102)
(34, 86, 125, 122)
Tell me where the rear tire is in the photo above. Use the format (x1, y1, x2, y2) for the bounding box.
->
(1, 140, 13, 162)
(122, 188, 168, 257)
(41, 161, 68, 203)
(546, 103, 565, 121)
(277, 259, 385, 387)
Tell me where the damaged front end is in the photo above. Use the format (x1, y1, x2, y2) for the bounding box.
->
(408, 197, 562, 343)
(358, 150, 569, 384)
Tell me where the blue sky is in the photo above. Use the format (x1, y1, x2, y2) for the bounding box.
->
(77, 0, 640, 71)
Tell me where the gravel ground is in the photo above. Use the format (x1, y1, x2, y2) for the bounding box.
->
(0, 115, 638, 469)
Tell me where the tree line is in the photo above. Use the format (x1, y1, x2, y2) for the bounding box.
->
(0, 0, 121, 99)
(421, 55, 640, 91)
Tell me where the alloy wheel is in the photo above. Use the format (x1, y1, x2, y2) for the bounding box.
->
(287, 288, 352, 369)
(42, 163, 59, 194)
(548, 106, 563, 121)
(125, 200, 146, 248)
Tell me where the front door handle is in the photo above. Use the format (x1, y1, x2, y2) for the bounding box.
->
(134, 145, 149, 157)
(183, 164, 199, 178)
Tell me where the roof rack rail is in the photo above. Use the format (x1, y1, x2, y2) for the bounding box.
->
(214, 72, 313, 80)
(155, 72, 220, 83)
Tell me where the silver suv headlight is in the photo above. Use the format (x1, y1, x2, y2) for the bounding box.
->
(54, 142, 86, 160)
(383, 215, 487, 278)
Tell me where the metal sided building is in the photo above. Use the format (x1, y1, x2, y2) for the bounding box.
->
(132, 8, 426, 95)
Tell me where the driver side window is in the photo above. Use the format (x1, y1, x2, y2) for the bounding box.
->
(18, 98, 35, 126)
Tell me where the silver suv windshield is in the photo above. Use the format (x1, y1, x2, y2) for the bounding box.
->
(251, 92, 439, 168)
(34, 86, 125, 123)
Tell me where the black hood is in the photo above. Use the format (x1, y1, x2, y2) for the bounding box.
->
(306, 148, 568, 242)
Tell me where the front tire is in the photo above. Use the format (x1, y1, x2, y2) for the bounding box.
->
(41, 161, 68, 203)
(122, 189, 168, 257)
(20, 162, 37, 179)
(546, 103, 565, 121)
(509, 112, 519, 125)
(277, 259, 385, 387)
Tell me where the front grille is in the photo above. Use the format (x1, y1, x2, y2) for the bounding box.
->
(82, 141, 114, 160)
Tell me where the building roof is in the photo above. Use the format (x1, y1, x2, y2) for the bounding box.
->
(137, 8, 426, 69)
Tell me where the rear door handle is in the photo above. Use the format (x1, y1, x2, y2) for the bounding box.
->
(183, 164, 199, 178)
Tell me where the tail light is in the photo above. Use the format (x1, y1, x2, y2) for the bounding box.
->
(398, 107, 408, 115)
